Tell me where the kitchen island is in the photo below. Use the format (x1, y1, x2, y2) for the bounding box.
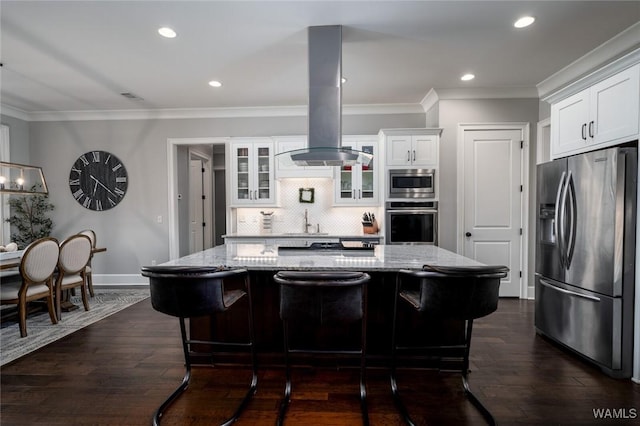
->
(163, 242, 481, 271)
(159, 243, 483, 366)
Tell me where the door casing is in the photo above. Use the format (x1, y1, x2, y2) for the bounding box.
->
(456, 123, 530, 299)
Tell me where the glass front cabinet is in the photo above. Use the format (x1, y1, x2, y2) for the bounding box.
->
(334, 136, 378, 206)
(230, 139, 275, 206)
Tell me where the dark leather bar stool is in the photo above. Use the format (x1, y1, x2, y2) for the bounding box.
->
(390, 264, 509, 426)
(141, 265, 258, 426)
(273, 270, 370, 426)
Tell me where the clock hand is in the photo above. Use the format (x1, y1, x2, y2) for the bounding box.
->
(92, 180, 98, 195)
(90, 174, 117, 197)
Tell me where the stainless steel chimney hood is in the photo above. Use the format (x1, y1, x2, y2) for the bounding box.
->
(276, 25, 373, 167)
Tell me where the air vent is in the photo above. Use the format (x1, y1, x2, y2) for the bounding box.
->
(120, 92, 144, 101)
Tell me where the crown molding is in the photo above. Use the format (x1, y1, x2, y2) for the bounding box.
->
(419, 86, 538, 112)
(0, 104, 31, 121)
(0, 102, 424, 122)
(431, 87, 539, 100)
(420, 88, 440, 112)
(538, 23, 640, 101)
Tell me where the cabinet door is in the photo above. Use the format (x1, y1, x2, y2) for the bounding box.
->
(385, 135, 413, 166)
(231, 141, 275, 206)
(358, 142, 378, 204)
(551, 90, 590, 157)
(590, 64, 640, 147)
(335, 162, 358, 204)
(411, 135, 438, 167)
(253, 144, 274, 204)
(232, 144, 253, 205)
(334, 139, 378, 205)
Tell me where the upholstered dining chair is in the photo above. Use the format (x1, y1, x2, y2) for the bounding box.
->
(0, 237, 60, 337)
(78, 229, 96, 297)
(55, 234, 92, 319)
(390, 264, 508, 426)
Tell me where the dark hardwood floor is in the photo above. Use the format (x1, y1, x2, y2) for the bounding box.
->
(2, 298, 639, 425)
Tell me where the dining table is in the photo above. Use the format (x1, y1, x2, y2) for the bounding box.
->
(0, 247, 106, 270)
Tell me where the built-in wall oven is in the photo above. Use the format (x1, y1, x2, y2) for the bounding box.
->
(385, 201, 438, 245)
(388, 169, 435, 199)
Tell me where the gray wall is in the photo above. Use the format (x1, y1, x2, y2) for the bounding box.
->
(1, 114, 30, 163)
(18, 113, 424, 277)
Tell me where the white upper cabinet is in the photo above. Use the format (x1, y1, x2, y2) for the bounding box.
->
(381, 128, 441, 168)
(273, 136, 333, 179)
(230, 138, 276, 206)
(550, 62, 640, 158)
(334, 136, 379, 206)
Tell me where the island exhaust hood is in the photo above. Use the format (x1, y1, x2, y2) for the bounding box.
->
(276, 25, 373, 167)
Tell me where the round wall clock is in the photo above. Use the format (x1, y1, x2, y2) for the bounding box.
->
(69, 150, 128, 211)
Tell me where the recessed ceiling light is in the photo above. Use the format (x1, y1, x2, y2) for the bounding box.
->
(461, 73, 475, 81)
(208, 80, 222, 88)
(514, 16, 535, 28)
(158, 27, 177, 38)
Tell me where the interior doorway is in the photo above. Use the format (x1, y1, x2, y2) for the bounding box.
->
(167, 137, 228, 260)
(457, 123, 530, 298)
(188, 150, 212, 254)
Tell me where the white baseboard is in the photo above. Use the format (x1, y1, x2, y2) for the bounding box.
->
(93, 274, 149, 288)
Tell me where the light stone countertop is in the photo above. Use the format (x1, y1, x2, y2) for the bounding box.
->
(161, 243, 482, 272)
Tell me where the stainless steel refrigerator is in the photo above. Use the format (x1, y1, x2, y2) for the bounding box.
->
(535, 146, 637, 378)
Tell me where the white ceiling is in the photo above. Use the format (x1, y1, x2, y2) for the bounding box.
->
(1, 1, 639, 118)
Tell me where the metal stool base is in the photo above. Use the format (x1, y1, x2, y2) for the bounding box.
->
(153, 317, 258, 426)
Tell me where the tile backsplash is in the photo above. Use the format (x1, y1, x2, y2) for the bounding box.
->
(234, 178, 383, 236)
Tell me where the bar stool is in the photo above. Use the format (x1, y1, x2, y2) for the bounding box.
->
(141, 265, 258, 426)
(390, 264, 508, 426)
(273, 270, 370, 426)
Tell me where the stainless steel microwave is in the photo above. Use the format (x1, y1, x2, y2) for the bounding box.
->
(388, 169, 435, 199)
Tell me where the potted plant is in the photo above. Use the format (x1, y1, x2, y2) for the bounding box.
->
(5, 185, 54, 249)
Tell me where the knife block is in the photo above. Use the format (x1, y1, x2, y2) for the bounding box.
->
(362, 219, 379, 234)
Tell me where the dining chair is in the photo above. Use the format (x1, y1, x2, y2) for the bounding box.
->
(390, 264, 508, 426)
(273, 270, 370, 426)
(78, 229, 96, 297)
(0, 237, 60, 337)
(141, 265, 258, 426)
(55, 234, 92, 319)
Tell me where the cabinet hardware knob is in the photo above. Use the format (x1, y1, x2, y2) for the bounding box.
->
(465, 232, 472, 237)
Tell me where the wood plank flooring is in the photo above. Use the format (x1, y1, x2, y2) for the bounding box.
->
(2, 298, 639, 425)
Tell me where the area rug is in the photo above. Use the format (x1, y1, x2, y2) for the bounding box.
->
(0, 289, 149, 366)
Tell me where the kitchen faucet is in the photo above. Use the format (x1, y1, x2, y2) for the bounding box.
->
(304, 209, 312, 233)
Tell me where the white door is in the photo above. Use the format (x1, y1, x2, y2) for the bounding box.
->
(462, 128, 523, 297)
(189, 160, 204, 254)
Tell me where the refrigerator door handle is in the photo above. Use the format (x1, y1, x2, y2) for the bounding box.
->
(559, 170, 573, 268)
(565, 171, 577, 268)
(539, 279, 601, 302)
(555, 171, 567, 268)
